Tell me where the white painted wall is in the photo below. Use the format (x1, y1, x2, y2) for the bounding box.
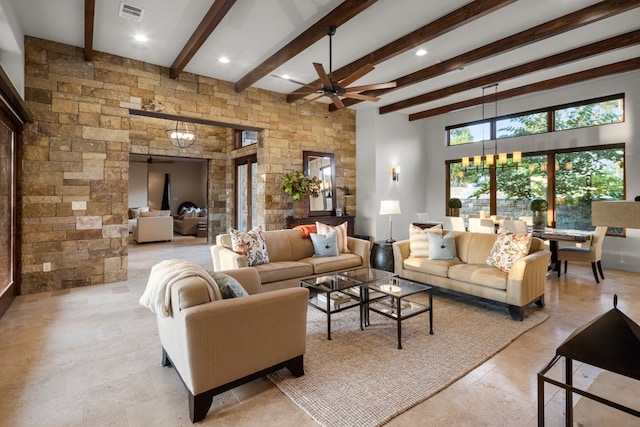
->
(357, 70, 640, 272)
(0, 0, 25, 97)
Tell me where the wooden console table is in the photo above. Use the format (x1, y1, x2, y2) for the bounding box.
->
(286, 215, 355, 236)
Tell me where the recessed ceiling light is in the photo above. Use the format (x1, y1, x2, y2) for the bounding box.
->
(281, 74, 291, 80)
(134, 34, 148, 42)
(416, 49, 427, 56)
(219, 57, 230, 64)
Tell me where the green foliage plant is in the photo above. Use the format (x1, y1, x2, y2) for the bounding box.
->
(530, 199, 548, 212)
(280, 171, 321, 201)
(448, 198, 462, 209)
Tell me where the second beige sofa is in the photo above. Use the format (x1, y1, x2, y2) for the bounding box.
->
(211, 229, 371, 291)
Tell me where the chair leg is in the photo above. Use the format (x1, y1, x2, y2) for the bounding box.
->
(564, 261, 568, 274)
(189, 391, 213, 423)
(557, 263, 561, 277)
(591, 262, 600, 284)
(597, 260, 605, 279)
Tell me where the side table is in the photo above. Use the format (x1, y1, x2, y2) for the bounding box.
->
(370, 241, 394, 272)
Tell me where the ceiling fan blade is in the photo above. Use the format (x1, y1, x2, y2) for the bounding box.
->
(345, 81, 397, 92)
(342, 93, 380, 102)
(331, 95, 345, 110)
(338, 64, 375, 88)
(313, 63, 333, 89)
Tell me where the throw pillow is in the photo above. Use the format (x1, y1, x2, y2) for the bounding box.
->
(229, 227, 270, 266)
(316, 221, 349, 253)
(428, 231, 458, 260)
(409, 224, 442, 257)
(486, 232, 532, 273)
(310, 230, 339, 257)
(293, 224, 317, 238)
(210, 272, 249, 299)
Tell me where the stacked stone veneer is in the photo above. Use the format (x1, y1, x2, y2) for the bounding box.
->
(21, 37, 356, 294)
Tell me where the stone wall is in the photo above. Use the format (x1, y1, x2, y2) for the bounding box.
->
(21, 37, 356, 293)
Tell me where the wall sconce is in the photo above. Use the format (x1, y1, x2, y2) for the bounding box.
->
(391, 166, 399, 182)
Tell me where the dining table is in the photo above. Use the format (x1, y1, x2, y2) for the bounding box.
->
(531, 228, 593, 271)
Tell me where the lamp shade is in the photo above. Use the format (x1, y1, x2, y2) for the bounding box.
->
(379, 200, 401, 215)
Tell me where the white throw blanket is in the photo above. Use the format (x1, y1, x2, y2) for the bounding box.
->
(139, 259, 222, 317)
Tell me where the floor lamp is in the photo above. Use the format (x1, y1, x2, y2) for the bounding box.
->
(380, 200, 401, 243)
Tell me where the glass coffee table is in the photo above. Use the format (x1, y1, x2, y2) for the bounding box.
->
(300, 268, 395, 340)
(361, 276, 433, 349)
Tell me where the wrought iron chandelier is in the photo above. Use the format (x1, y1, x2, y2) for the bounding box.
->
(166, 120, 199, 149)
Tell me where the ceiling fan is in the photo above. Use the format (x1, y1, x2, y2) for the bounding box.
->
(131, 155, 174, 164)
(297, 26, 397, 110)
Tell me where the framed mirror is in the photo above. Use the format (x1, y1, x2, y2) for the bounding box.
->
(303, 151, 335, 216)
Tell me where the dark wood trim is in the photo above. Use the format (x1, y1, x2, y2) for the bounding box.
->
(234, 0, 377, 93)
(0, 65, 31, 124)
(169, 0, 237, 79)
(288, 0, 515, 104)
(84, 0, 95, 61)
(409, 58, 640, 121)
(381, 30, 640, 114)
(337, 0, 640, 111)
(128, 108, 262, 131)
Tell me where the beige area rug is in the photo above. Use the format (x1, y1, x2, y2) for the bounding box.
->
(269, 290, 548, 427)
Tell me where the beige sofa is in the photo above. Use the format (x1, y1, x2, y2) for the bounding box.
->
(133, 215, 173, 243)
(211, 229, 371, 291)
(155, 267, 309, 423)
(393, 231, 551, 320)
(173, 217, 206, 235)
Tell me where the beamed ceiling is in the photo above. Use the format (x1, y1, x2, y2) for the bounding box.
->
(4, 0, 640, 120)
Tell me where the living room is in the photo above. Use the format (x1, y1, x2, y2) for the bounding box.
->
(1, 1, 640, 425)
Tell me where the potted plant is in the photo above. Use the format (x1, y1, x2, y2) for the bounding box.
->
(447, 198, 462, 217)
(280, 171, 321, 217)
(530, 199, 548, 230)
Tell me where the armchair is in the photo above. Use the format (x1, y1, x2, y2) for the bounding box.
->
(152, 266, 309, 423)
(133, 215, 173, 243)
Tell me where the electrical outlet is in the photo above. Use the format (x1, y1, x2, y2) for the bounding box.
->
(43, 262, 51, 272)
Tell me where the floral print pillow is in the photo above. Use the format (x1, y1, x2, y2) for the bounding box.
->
(230, 227, 270, 266)
(486, 232, 532, 273)
(210, 272, 249, 299)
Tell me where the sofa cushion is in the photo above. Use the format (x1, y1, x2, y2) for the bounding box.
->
(316, 221, 349, 253)
(486, 232, 532, 273)
(301, 254, 363, 274)
(310, 230, 339, 257)
(253, 261, 314, 284)
(409, 224, 442, 257)
(428, 232, 458, 260)
(448, 263, 508, 290)
(230, 227, 270, 266)
(403, 256, 462, 278)
(210, 272, 249, 299)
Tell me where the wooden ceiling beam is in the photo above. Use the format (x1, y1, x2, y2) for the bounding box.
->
(234, 0, 378, 93)
(170, 0, 237, 79)
(408, 57, 640, 121)
(381, 29, 640, 114)
(288, 0, 515, 104)
(336, 0, 640, 111)
(83, 0, 95, 61)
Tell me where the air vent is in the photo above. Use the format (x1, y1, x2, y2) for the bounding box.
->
(118, 2, 145, 22)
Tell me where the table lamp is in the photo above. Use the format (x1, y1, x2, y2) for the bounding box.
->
(379, 200, 401, 243)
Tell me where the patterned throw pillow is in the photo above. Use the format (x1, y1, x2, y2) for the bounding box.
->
(409, 224, 442, 257)
(210, 272, 249, 299)
(230, 227, 270, 266)
(486, 232, 532, 273)
(316, 221, 349, 253)
(427, 231, 458, 260)
(310, 230, 339, 257)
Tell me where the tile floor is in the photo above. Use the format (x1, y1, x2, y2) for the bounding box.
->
(1, 235, 639, 426)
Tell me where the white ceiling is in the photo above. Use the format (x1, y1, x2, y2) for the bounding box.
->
(3, 0, 640, 115)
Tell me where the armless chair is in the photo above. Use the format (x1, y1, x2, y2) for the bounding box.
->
(557, 226, 607, 283)
(501, 219, 528, 234)
(468, 218, 495, 234)
(443, 216, 466, 232)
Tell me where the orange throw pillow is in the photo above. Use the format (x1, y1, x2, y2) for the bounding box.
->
(293, 224, 317, 238)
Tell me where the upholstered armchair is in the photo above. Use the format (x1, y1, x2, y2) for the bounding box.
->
(152, 266, 309, 423)
(557, 226, 608, 283)
(133, 215, 174, 243)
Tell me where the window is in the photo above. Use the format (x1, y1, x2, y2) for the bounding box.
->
(448, 145, 625, 234)
(235, 129, 259, 148)
(446, 94, 624, 146)
(235, 155, 258, 231)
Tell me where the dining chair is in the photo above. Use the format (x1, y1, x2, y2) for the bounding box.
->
(443, 216, 466, 232)
(501, 219, 528, 234)
(518, 216, 533, 226)
(468, 218, 495, 234)
(557, 226, 607, 283)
